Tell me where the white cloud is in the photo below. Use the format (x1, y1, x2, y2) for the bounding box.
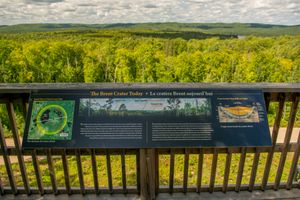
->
(24, 0, 64, 4)
(0, 0, 299, 25)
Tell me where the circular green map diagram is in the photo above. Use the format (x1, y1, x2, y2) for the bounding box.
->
(28, 100, 75, 141)
(36, 104, 68, 135)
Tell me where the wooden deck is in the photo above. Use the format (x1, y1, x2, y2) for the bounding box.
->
(2, 189, 300, 200)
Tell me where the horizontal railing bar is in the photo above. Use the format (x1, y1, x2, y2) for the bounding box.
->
(1, 183, 298, 195)
(4, 95, 279, 102)
(1, 148, 139, 155)
(158, 183, 299, 193)
(1, 143, 298, 156)
(2, 187, 138, 195)
(0, 92, 298, 104)
(0, 83, 299, 93)
(156, 144, 296, 154)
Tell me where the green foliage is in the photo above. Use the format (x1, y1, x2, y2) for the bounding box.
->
(2, 32, 299, 84)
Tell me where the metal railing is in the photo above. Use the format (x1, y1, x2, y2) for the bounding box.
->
(0, 83, 299, 199)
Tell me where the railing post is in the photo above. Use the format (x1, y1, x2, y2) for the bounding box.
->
(140, 148, 156, 200)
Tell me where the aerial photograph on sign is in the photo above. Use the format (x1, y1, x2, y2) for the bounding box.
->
(218, 104, 260, 123)
(79, 98, 211, 117)
(28, 100, 75, 140)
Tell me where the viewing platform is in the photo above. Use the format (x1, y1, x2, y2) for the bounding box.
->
(0, 83, 299, 200)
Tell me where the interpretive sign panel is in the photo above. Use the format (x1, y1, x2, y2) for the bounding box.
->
(22, 89, 272, 148)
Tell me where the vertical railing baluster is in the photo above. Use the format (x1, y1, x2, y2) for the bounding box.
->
(91, 149, 99, 194)
(169, 149, 175, 193)
(264, 93, 271, 112)
(22, 99, 28, 120)
(121, 149, 127, 194)
(136, 150, 141, 194)
(262, 94, 285, 190)
(223, 148, 232, 193)
(235, 147, 246, 192)
(249, 148, 260, 191)
(47, 149, 58, 194)
(0, 176, 3, 195)
(31, 149, 44, 195)
(183, 149, 189, 193)
(169, 149, 175, 194)
(287, 129, 300, 189)
(76, 149, 85, 195)
(155, 150, 159, 195)
(6, 101, 30, 194)
(0, 119, 17, 194)
(209, 149, 218, 193)
(274, 95, 299, 190)
(61, 149, 71, 195)
(196, 149, 203, 193)
(106, 149, 113, 194)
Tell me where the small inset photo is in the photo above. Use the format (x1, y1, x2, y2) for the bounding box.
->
(28, 100, 75, 141)
(218, 105, 260, 123)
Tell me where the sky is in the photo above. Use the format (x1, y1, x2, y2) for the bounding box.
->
(0, 0, 299, 25)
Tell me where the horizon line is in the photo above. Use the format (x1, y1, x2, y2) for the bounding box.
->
(1, 22, 300, 27)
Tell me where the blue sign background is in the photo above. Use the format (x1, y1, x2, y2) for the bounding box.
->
(23, 89, 272, 148)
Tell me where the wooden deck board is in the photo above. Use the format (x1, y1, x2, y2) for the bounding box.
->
(2, 189, 300, 200)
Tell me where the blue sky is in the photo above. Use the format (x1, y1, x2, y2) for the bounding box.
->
(0, 0, 299, 25)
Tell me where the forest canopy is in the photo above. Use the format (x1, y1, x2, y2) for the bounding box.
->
(0, 29, 299, 83)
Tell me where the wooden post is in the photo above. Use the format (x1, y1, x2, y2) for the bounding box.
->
(209, 149, 218, 193)
(62, 149, 71, 195)
(47, 149, 58, 194)
(196, 149, 204, 193)
(223, 148, 232, 193)
(32, 149, 44, 195)
(183, 149, 189, 193)
(106, 150, 113, 194)
(90, 149, 99, 194)
(121, 149, 127, 194)
(169, 149, 175, 194)
(236, 147, 246, 192)
(76, 149, 85, 195)
(249, 148, 260, 191)
(140, 148, 156, 200)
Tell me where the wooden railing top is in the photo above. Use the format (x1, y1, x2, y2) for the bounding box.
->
(0, 83, 299, 93)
